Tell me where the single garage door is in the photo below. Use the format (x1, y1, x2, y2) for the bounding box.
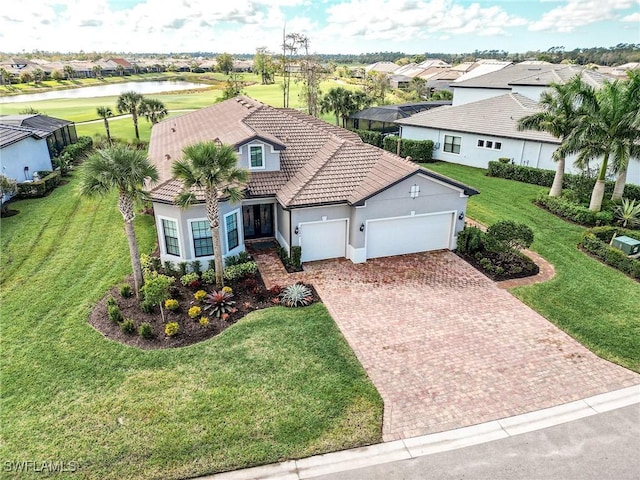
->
(300, 219, 347, 262)
(366, 212, 453, 259)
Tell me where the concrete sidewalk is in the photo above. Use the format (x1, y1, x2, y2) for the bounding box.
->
(201, 385, 640, 480)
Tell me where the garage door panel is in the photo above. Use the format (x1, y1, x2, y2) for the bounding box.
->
(367, 213, 453, 259)
(300, 220, 347, 262)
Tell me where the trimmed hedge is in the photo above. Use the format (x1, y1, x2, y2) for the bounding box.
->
(383, 136, 434, 162)
(535, 193, 614, 226)
(487, 161, 640, 201)
(350, 128, 383, 147)
(17, 171, 61, 198)
(61, 136, 93, 163)
(580, 227, 640, 279)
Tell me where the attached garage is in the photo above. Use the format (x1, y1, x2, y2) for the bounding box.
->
(366, 212, 454, 259)
(299, 219, 348, 262)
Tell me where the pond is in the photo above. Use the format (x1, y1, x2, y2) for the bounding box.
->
(0, 81, 209, 104)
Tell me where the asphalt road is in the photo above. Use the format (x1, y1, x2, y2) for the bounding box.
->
(314, 404, 640, 480)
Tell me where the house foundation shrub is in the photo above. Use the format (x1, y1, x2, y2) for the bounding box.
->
(383, 135, 434, 162)
(488, 161, 640, 201)
(61, 136, 93, 164)
(349, 128, 383, 147)
(223, 261, 258, 281)
(17, 171, 61, 198)
(138, 322, 154, 339)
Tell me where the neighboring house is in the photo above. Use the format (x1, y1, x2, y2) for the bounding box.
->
(451, 63, 611, 106)
(396, 93, 640, 185)
(0, 125, 53, 203)
(110, 58, 134, 73)
(147, 96, 478, 266)
(388, 74, 412, 89)
(346, 101, 452, 133)
(0, 114, 78, 158)
(365, 62, 400, 74)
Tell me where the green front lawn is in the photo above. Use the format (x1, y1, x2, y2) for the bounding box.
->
(426, 162, 640, 372)
(0, 176, 382, 479)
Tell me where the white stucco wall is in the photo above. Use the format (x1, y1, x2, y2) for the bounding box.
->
(511, 85, 547, 102)
(451, 87, 511, 106)
(236, 141, 281, 172)
(1, 137, 52, 183)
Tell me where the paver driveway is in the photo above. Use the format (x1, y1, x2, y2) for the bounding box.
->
(255, 249, 640, 442)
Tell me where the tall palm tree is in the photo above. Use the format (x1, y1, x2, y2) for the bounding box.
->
(611, 71, 640, 200)
(117, 91, 145, 140)
(565, 77, 640, 210)
(141, 98, 168, 124)
(63, 65, 75, 80)
(518, 76, 585, 197)
(78, 146, 159, 298)
(96, 106, 113, 145)
(172, 142, 248, 287)
(320, 87, 351, 126)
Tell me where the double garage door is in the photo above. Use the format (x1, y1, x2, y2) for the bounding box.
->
(298, 212, 454, 262)
(366, 212, 454, 259)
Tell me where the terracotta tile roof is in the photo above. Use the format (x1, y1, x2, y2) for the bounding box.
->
(148, 96, 477, 206)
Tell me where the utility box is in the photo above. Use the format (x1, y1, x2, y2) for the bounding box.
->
(612, 236, 640, 255)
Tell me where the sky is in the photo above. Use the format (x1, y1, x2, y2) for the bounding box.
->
(1, 0, 638, 55)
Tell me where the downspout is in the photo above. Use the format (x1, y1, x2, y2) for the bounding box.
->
(519, 141, 526, 166)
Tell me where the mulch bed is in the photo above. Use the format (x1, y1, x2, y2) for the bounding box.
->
(88, 271, 319, 350)
(456, 250, 539, 282)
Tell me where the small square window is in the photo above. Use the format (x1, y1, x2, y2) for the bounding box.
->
(494, 142, 502, 150)
(486, 141, 493, 149)
(249, 145, 264, 168)
(477, 140, 484, 147)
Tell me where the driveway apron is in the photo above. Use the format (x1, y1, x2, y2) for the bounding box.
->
(256, 250, 640, 441)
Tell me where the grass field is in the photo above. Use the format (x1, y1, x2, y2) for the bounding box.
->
(0, 175, 383, 479)
(425, 162, 640, 372)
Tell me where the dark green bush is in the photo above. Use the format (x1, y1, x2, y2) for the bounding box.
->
(456, 226, 485, 254)
(106, 295, 118, 308)
(120, 319, 135, 334)
(536, 194, 615, 226)
(107, 304, 123, 323)
(486, 220, 534, 251)
(488, 161, 640, 201)
(290, 246, 302, 270)
(190, 260, 202, 274)
(163, 260, 176, 277)
(61, 136, 93, 163)
(580, 228, 640, 279)
(178, 262, 188, 276)
(350, 128, 383, 147)
(17, 171, 61, 198)
(383, 136, 434, 162)
(138, 322, 154, 339)
(140, 300, 155, 313)
(225, 252, 251, 267)
(119, 283, 132, 298)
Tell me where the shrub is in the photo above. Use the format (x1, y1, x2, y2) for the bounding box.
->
(536, 194, 614, 227)
(138, 322, 154, 339)
(120, 319, 135, 334)
(349, 128, 383, 147)
(456, 226, 485, 254)
(194, 289, 207, 301)
(150, 256, 162, 272)
(180, 272, 199, 286)
(178, 262, 188, 276)
(290, 246, 302, 270)
(188, 306, 202, 318)
(201, 269, 216, 284)
(140, 300, 155, 313)
(165, 322, 179, 337)
(222, 286, 233, 294)
(498, 157, 511, 164)
(164, 298, 179, 311)
(108, 304, 123, 323)
(580, 228, 640, 280)
(199, 316, 209, 326)
(223, 261, 258, 281)
(106, 295, 118, 308)
(486, 220, 534, 251)
(190, 260, 202, 274)
(614, 198, 640, 228)
(383, 135, 434, 162)
(280, 283, 313, 307)
(269, 285, 283, 296)
(163, 261, 176, 277)
(119, 283, 133, 298)
(225, 251, 252, 267)
(204, 290, 235, 318)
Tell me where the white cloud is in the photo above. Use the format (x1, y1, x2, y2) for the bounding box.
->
(621, 12, 640, 21)
(529, 0, 636, 32)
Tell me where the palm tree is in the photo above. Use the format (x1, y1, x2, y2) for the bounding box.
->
(0, 67, 10, 86)
(172, 142, 248, 287)
(141, 98, 168, 124)
(78, 146, 159, 298)
(320, 87, 351, 126)
(92, 65, 102, 79)
(564, 77, 640, 210)
(611, 71, 640, 200)
(63, 65, 75, 80)
(96, 106, 113, 145)
(518, 76, 585, 197)
(117, 91, 145, 140)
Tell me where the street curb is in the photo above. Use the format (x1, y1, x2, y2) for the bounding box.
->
(200, 384, 640, 480)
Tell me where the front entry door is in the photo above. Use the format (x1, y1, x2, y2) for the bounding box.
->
(243, 204, 274, 239)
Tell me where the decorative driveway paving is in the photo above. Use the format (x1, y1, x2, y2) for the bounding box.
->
(254, 249, 640, 442)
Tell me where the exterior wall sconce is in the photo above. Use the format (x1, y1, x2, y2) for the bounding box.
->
(24, 166, 29, 180)
(458, 212, 465, 221)
(294, 226, 299, 235)
(360, 223, 365, 232)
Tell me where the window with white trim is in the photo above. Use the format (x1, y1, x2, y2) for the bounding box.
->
(444, 135, 461, 154)
(191, 220, 213, 257)
(249, 145, 264, 168)
(225, 211, 239, 251)
(477, 138, 502, 151)
(162, 218, 180, 256)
